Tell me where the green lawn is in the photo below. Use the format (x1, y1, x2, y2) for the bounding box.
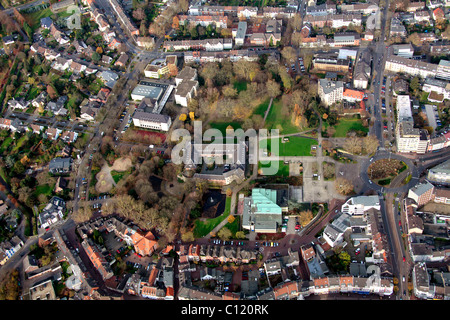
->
(23, 8, 53, 32)
(333, 118, 369, 137)
(35, 184, 54, 197)
(111, 170, 130, 184)
(258, 160, 290, 176)
(264, 99, 301, 135)
(193, 196, 231, 238)
(209, 121, 242, 136)
(260, 136, 316, 157)
(0, 137, 13, 153)
(253, 98, 271, 117)
(233, 80, 247, 93)
(11, 135, 28, 153)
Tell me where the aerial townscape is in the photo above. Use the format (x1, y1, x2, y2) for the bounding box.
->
(0, 0, 449, 306)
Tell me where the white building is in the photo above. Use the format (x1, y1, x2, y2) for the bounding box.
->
(234, 21, 247, 46)
(132, 112, 172, 131)
(318, 79, 344, 106)
(341, 196, 380, 216)
(385, 55, 438, 79)
(392, 44, 414, 59)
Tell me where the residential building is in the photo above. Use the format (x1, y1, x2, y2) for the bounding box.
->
(38, 196, 66, 229)
(427, 159, 450, 185)
(49, 157, 72, 174)
(163, 38, 233, 51)
(408, 180, 435, 206)
(318, 79, 344, 106)
(385, 55, 438, 78)
(396, 121, 429, 154)
(341, 196, 381, 216)
(437, 60, 450, 81)
(234, 21, 247, 46)
(81, 238, 114, 280)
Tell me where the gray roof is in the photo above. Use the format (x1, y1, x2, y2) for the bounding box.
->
(133, 111, 170, 124)
(49, 157, 72, 172)
(236, 21, 247, 39)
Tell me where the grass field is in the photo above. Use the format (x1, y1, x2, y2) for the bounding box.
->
(193, 196, 231, 238)
(253, 98, 271, 117)
(111, 170, 129, 184)
(233, 80, 247, 93)
(11, 135, 28, 153)
(258, 160, 290, 176)
(260, 136, 316, 156)
(34, 184, 54, 198)
(0, 137, 13, 153)
(23, 8, 53, 32)
(209, 121, 242, 136)
(333, 118, 369, 137)
(264, 99, 301, 135)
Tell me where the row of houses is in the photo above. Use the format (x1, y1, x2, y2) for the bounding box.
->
(163, 38, 233, 51)
(187, 5, 296, 19)
(177, 273, 393, 300)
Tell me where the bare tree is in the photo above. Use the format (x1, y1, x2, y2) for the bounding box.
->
(335, 178, 354, 195)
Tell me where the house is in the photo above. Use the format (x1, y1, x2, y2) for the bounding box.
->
(32, 91, 48, 109)
(408, 180, 435, 206)
(8, 98, 29, 110)
(385, 55, 438, 79)
(49, 157, 72, 174)
(115, 53, 129, 67)
(60, 131, 78, 144)
(45, 128, 62, 141)
(40, 17, 54, 29)
(343, 89, 364, 102)
(234, 21, 247, 46)
(38, 196, 66, 229)
(102, 55, 113, 65)
(136, 37, 155, 49)
(2, 36, 14, 46)
(72, 40, 87, 54)
(54, 176, 68, 194)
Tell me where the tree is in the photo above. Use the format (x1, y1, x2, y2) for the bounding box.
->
(363, 135, 379, 155)
(299, 210, 313, 227)
(218, 227, 232, 241)
(266, 79, 281, 98)
(281, 46, 297, 63)
(181, 231, 195, 242)
(235, 231, 246, 239)
(338, 251, 351, 269)
(335, 178, 354, 195)
(343, 136, 363, 154)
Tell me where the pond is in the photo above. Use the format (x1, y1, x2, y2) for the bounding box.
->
(149, 175, 164, 198)
(202, 189, 226, 219)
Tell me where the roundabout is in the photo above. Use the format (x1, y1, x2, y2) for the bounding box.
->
(360, 150, 419, 193)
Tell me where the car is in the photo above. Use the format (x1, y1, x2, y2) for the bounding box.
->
(403, 256, 406, 262)
(403, 276, 406, 282)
